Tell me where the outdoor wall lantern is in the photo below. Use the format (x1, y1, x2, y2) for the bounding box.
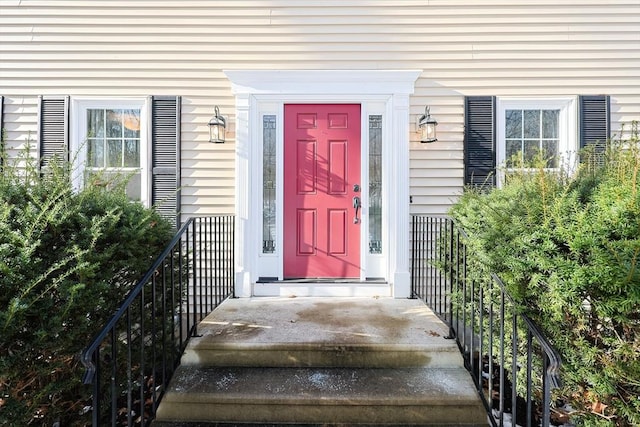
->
(208, 106, 226, 143)
(418, 106, 438, 143)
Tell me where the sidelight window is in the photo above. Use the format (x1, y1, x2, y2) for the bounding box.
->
(262, 115, 277, 254)
(369, 115, 383, 254)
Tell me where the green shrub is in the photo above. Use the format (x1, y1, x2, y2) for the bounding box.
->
(450, 122, 640, 426)
(0, 152, 174, 426)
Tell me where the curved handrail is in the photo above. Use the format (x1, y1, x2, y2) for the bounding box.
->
(448, 219, 562, 387)
(490, 272, 563, 388)
(80, 217, 194, 384)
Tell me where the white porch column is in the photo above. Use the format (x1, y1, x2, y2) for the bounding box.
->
(390, 93, 412, 298)
(234, 93, 253, 297)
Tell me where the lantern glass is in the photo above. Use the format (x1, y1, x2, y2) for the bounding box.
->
(418, 107, 438, 143)
(209, 122, 224, 143)
(208, 106, 226, 143)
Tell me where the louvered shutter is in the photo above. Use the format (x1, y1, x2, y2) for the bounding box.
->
(464, 96, 496, 189)
(579, 95, 610, 154)
(0, 96, 4, 136)
(0, 96, 4, 169)
(151, 96, 181, 226)
(38, 96, 69, 169)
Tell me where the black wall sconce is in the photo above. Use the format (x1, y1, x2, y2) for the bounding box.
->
(418, 106, 438, 143)
(208, 106, 226, 143)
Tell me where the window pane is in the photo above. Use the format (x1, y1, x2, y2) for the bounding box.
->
(262, 115, 277, 254)
(106, 109, 123, 138)
(87, 139, 104, 167)
(106, 139, 123, 167)
(505, 110, 522, 139)
(124, 139, 140, 167)
(123, 109, 141, 138)
(505, 139, 522, 167)
(523, 140, 539, 164)
(87, 109, 105, 138)
(125, 172, 142, 201)
(369, 115, 382, 254)
(543, 140, 559, 168)
(523, 110, 540, 138)
(542, 110, 559, 138)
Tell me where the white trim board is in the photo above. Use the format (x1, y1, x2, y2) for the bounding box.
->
(225, 69, 421, 298)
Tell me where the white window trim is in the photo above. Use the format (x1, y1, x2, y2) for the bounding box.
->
(496, 97, 577, 185)
(70, 98, 150, 206)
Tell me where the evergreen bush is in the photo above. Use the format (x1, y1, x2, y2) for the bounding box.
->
(0, 149, 174, 426)
(450, 122, 640, 426)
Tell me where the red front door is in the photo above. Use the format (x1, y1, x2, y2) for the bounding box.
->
(284, 104, 361, 278)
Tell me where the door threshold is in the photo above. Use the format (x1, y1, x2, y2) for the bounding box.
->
(257, 277, 386, 284)
(253, 278, 391, 298)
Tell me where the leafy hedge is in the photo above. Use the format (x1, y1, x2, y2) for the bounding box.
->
(0, 152, 174, 426)
(450, 122, 640, 426)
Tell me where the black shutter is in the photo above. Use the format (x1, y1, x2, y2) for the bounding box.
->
(1, 96, 4, 169)
(579, 95, 610, 153)
(151, 96, 181, 226)
(38, 96, 69, 169)
(0, 95, 4, 137)
(464, 96, 496, 189)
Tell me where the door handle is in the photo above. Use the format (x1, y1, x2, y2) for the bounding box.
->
(353, 196, 361, 224)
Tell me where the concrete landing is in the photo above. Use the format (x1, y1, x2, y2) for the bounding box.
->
(154, 297, 487, 426)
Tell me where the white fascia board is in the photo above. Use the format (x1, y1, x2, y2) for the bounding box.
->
(224, 70, 422, 96)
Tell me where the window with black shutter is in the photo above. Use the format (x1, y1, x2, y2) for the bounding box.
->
(464, 95, 610, 189)
(36, 95, 181, 225)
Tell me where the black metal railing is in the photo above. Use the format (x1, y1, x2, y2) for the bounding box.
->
(411, 216, 562, 427)
(81, 215, 235, 427)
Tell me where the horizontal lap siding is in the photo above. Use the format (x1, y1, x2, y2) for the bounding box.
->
(1, 1, 639, 216)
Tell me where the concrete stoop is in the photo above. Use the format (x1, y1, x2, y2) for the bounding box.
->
(153, 297, 487, 426)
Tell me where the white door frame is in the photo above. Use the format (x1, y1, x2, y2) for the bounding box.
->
(225, 70, 421, 298)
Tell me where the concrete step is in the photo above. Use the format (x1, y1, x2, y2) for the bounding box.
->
(182, 341, 461, 369)
(181, 297, 462, 368)
(155, 366, 487, 426)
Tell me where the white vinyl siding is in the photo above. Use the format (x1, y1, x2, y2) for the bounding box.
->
(1, 1, 639, 217)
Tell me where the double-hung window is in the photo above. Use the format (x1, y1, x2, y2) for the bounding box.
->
(72, 99, 149, 205)
(497, 98, 577, 183)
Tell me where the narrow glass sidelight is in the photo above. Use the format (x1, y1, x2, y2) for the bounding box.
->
(262, 115, 277, 253)
(369, 115, 383, 254)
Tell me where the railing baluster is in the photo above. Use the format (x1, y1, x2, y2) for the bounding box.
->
(92, 347, 100, 427)
(543, 355, 551, 427)
(110, 328, 117, 427)
(150, 272, 157, 419)
(139, 283, 145, 426)
(488, 277, 495, 421)
(526, 329, 533, 427)
(192, 218, 199, 336)
(126, 307, 133, 427)
(511, 306, 518, 427)
(499, 289, 505, 427)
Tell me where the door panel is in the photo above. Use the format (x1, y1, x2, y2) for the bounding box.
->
(296, 209, 316, 256)
(328, 209, 347, 255)
(284, 104, 361, 278)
